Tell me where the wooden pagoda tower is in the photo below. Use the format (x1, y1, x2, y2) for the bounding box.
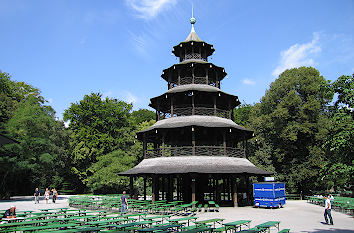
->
(120, 16, 272, 207)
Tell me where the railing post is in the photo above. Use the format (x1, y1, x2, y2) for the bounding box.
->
(223, 131, 227, 156)
(192, 127, 195, 156)
(192, 94, 195, 115)
(192, 68, 195, 84)
(213, 96, 217, 116)
(170, 97, 174, 117)
(162, 133, 165, 157)
(178, 69, 181, 85)
(143, 135, 147, 158)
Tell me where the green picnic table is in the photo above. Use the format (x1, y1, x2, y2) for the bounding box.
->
(223, 220, 251, 232)
(86, 218, 135, 226)
(239, 228, 264, 233)
(142, 215, 171, 222)
(168, 216, 198, 226)
(137, 223, 182, 232)
(195, 218, 224, 228)
(66, 215, 99, 222)
(74, 226, 102, 232)
(16, 210, 34, 217)
(14, 223, 78, 232)
(182, 227, 213, 233)
(121, 213, 147, 221)
(114, 220, 158, 230)
(255, 221, 280, 232)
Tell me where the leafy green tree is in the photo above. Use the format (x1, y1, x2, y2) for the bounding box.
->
(86, 150, 136, 194)
(131, 109, 155, 124)
(64, 93, 133, 191)
(0, 70, 43, 132)
(0, 71, 70, 198)
(86, 118, 156, 194)
(233, 104, 254, 127)
(1, 96, 70, 198)
(250, 67, 333, 193)
(320, 75, 353, 192)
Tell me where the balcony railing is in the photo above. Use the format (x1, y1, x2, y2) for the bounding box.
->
(181, 53, 207, 62)
(172, 107, 230, 119)
(144, 146, 246, 159)
(179, 77, 212, 85)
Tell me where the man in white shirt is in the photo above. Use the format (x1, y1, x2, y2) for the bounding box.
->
(324, 195, 333, 225)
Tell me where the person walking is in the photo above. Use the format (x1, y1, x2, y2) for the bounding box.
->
(324, 195, 334, 225)
(120, 191, 128, 214)
(52, 188, 58, 203)
(44, 188, 50, 204)
(34, 188, 40, 204)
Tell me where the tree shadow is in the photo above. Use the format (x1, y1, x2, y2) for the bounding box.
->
(301, 229, 354, 233)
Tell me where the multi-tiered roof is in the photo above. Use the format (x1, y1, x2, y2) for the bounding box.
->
(121, 16, 271, 205)
(122, 16, 269, 174)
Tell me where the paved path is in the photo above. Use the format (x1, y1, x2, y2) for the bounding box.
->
(1, 198, 353, 232)
(0, 195, 70, 212)
(196, 200, 354, 232)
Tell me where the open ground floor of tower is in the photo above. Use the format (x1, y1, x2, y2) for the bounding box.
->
(128, 174, 267, 207)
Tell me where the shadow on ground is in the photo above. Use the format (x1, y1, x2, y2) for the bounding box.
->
(303, 229, 354, 233)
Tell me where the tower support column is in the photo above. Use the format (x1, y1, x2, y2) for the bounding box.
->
(191, 176, 196, 203)
(231, 175, 238, 207)
(129, 176, 134, 199)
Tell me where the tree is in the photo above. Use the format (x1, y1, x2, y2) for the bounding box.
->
(0, 71, 70, 198)
(131, 109, 155, 124)
(320, 75, 354, 192)
(1, 96, 70, 198)
(250, 67, 333, 193)
(233, 104, 254, 127)
(86, 150, 136, 194)
(0, 70, 44, 132)
(85, 118, 156, 194)
(63, 93, 133, 191)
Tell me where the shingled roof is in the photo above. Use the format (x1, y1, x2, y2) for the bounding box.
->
(166, 84, 222, 94)
(138, 115, 252, 133)
(185, 25, 202, 42)
(120, 156, 272, 175)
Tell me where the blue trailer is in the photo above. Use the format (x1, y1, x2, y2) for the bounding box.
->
(253, 182, 286, 208)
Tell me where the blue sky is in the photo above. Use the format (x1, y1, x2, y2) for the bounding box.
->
(1, 0, 353, 120)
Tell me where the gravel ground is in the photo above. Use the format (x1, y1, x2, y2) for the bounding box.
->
(1, 197, 353, 232)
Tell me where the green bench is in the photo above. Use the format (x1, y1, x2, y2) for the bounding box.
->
(222, 220, 252, 232)
(255, 221, 280, 232)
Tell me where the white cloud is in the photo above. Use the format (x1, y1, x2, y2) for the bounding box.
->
(122, 91, 138, 104)
(242, 78, 256, 85)
(63, 120, 70, 128)
(272, 32, 322, 77)
(129, 31, 149, 56)
(125, 0, 177, 19)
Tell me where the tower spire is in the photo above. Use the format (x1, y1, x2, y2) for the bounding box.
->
(190, 4, 196, 32)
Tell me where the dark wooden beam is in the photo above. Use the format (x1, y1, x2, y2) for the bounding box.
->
(231, 175, 238, 207)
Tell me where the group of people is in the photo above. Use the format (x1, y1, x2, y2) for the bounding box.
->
(34, 187, 58, 204)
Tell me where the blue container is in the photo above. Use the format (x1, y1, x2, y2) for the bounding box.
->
(253, 182, 286, 208)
